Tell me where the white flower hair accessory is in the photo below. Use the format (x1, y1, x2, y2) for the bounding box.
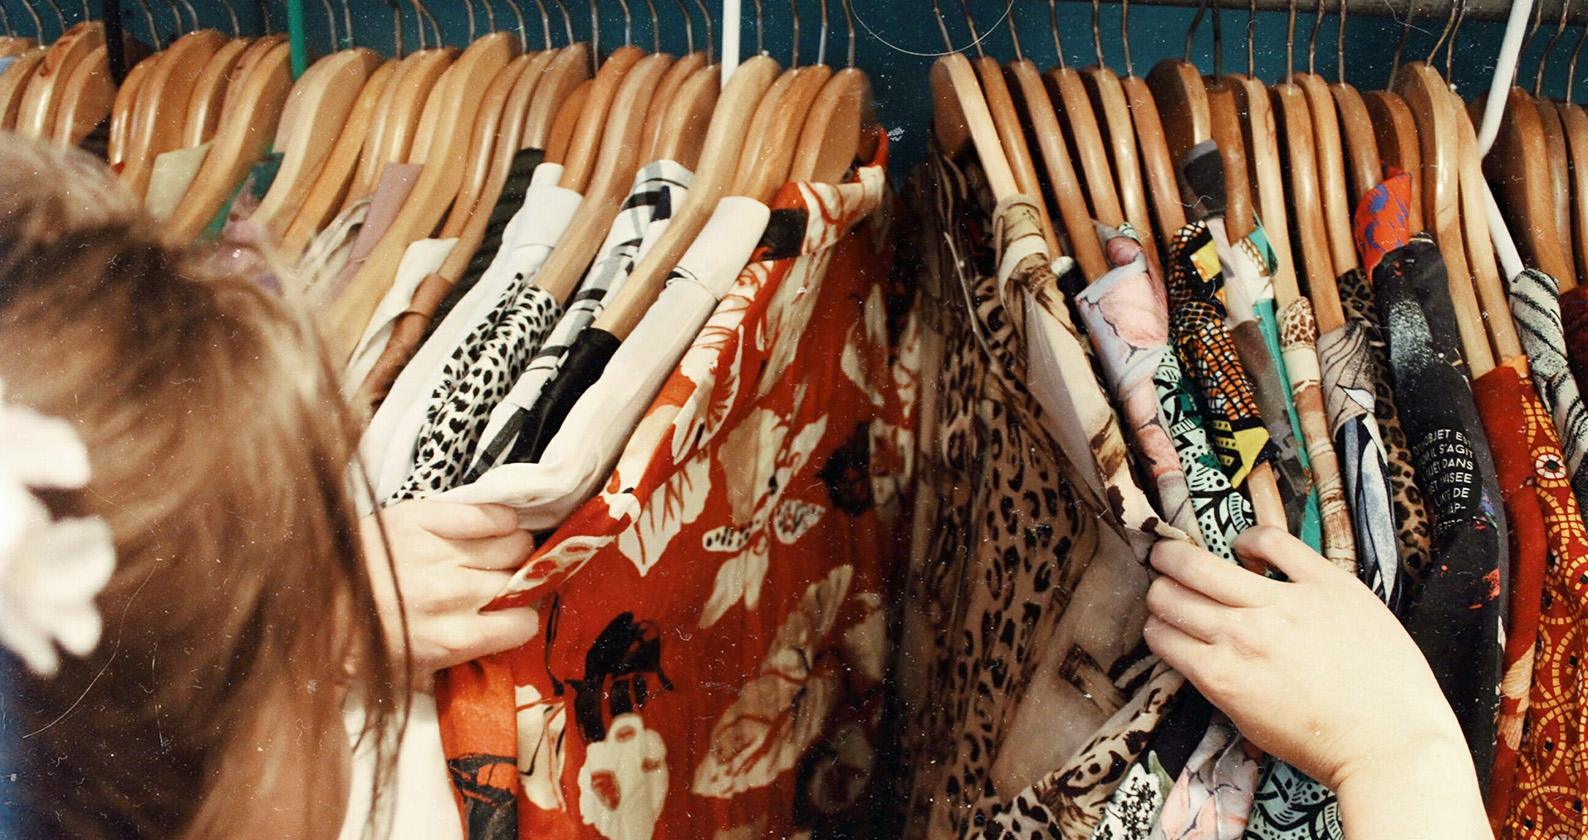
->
(0, 377, 115, 677)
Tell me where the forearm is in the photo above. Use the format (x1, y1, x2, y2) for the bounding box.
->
(1333, 733, 1490, 840)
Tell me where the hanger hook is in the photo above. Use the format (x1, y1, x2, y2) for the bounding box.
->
(1445, 0, 1466, 79)
(485, 0, 499, 34)
(585, 0, 598, 57)
(790, 0, 799, 67)
(550, 0, 575, 46)
(643, 0, 658, 53)
(671, 0, 695, 54)
(0, 3, 13, 38)
(381, 0, 402, 56)
(752, 0, 764, 55)
(1537, 0, 1571, 95)
(616, 0, 633, 48)
(319, 0, 339, 48)
(815, 0, 827, 65)
(1048, 0, 1068, 70)
(180, 0, 199, 32)
(405, 0, 424, 49)
(1518, 0, 1545, 85)
(1092, 0, 1104, 67)
(1337, 0, 1347, 83)
(957, 0, 983, 59)
(501, 0, 528, 47)
(1185, 0, 1206, 65)
(154, 0, 178, 40)
(1285, 0, 1297, 80)
(1247, 0, 1257, 75)
(463, 0, 477, 42)
(841, 0, 854, 67)
(1389, 0, 1414, 79)
(1212, 2, 1223, 79)
(1308, 0, 1323, 76)
(1569, 2, 1588, 100)
(1008, 0, 1023, 61)
(933, 0, 952, 53)
(1114, 0, 1137, 75)
(216, 0, 241, 38)
(525, 0, 548, 47)
(131, 0, 158, 48)
(693, 0, 712, 62)
(1426, 0, 1457, 64)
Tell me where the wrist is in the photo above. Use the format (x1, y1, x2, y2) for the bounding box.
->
(1334, 731, 1488, 840)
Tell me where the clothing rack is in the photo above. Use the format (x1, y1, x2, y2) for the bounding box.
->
(1041, 0, 1551, 25)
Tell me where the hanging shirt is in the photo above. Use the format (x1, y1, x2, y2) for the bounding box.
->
(1353, 174, 1506, 784)
(344, 237, 458, 395)
(348, 148, 547, 415)
(1472, 361, 1552, 831)
(1336, 266, 1435, 586)
(896, 146, 1168, 840)
(359, 163, 581, 507)
(298, 196, 372, 297)
(437, 194, 771, 531)
(1509, 268, 1588, 512)
(304, 162, 423, 309)
(466, 160, 693, 479)
(1073, 231, 1201, 541)
(1495, 373, 1588, 840)
(435, 140, 911, 840)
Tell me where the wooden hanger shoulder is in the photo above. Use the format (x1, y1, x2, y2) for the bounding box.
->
(1047, 63, 1123, 226)
(556, 44, 645, 190)
(650, 62, 719, 169)
(1394, 62, 1491, 376)
(1362, 89, 1422, 231)
(51, 41, 113, 146)
(278, 58, 398, 256)
(977, 56, 1059, 255)
(162, 41, 293, 242)
(789, 65, 876, 186)
(121, 30, 228, 199)
(1123, 72, 1185, 247)
(250, 48, 382, 235)
(735, 63, 829, 204)
(180, 37, 253, 147)
(438, 51, 537, 239)
(1088, 65, 1162, 274)
(15, 21, 102, 138)
(639, 49, 705, 163)
(322, 33, 517, 362)
(0, 48, 46, 131)
(731, 67, 796, 190)
(545, 78, 591, 162)
(1537, 98, 1575, 275)
(523, 44, 593, 151)
(108, 51, 156, 167)
(1329, 80, 1381, 209)
(1557, 100, 1588, 289)
(1450, 84, 1521, 361)
(1273, 81, 1343, 331)
(1146, 57, 1211, 167)
(1478, 88, 1573, 283)
(1228, 74, 1300, 303)
(347, 47, 456, 208)
(1294, 72, 1357, 274)
(931, 52, 1017, 200)
(0, 38, 35, 59)
(537, 52, 675, 302)
(1012, 58, 1108, 280)
(1204, 78, 1255, 240)
(594, 53, 780, 342)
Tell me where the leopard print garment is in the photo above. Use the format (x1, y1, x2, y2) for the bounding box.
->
(392, 278, 562, 501)
(898, 148, 1154, 840)
(1336, 268, 1433, 585)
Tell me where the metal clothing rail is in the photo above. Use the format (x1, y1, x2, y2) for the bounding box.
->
(1037, 0, 1557, 25)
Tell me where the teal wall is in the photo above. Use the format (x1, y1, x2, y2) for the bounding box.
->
(5, 1, 1577, 173)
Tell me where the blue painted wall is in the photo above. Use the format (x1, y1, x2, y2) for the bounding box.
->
(5, 0, 1575, 174)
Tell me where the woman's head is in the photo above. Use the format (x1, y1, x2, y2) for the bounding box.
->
(0, 139, 402, 838)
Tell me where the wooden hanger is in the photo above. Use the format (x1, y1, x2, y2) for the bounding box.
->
(0, 38, 36, 59)
(648, 61, 719, 169)
(322, 32, 518, 362)
(523, 43, 593, 150)
(51, 40, 115, 146)
(0, 48, 46, 130)
(1226, 75, 1302, 306)
(789, 65, 877, 185)
(535, 52, 675, 303)
(179, 36, 254, 147)
(1050, 59, 1124, 227)
(975, 55, 1060, 256)
(434, 52, 540, 240)
(1204, 81, 1255, 239)
(1537, 97, 1576, 276)
(1088, 62, 1163, 273)
(1294, 72, 1358, 280)
(1123, 70, 1186, 250)
(279, 59, 398, 256)
(638, 49, 706, 161)
(554, 45, 646, 190)
(1331, 82, 1381, 209)
(1450, 84, 1523, 360)
(161, 40, 293, 242)
(932, 52, 1017, 199)
(1479, 87, 1575, 285)
(545, 78, 591, 162)
(1147, 56, 1211, 169)
(1558, 100, 1588, 288)
(15, 20, 103, 138)
(1394, 61, 1492, 376)
(1362, 90, 1422, 231)
(592, 54, 780, 342)
(248, 48, 382, 236)
(1274, 82, 1343, 329)
(735, 63, 830, 203)
(120, 29, 227, 199)
(108, 50, 156, 167)
(730, 67, 796, 191)
(1010, 56, 1109, 280)
(344, 46, 457, 210)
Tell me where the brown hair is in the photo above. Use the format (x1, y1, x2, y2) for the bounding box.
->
(0, 139, 405, 838)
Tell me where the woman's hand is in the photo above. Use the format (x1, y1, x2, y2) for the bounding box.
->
(361, 500, 539, 688)
(1143, 526, 1488, 840)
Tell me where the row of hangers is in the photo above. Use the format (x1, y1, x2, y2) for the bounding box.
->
(926, 0, 1576, 529)
(0, 0, 881, 372)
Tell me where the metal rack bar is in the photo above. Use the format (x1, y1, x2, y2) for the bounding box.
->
(1034, 0, 1555, 25)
